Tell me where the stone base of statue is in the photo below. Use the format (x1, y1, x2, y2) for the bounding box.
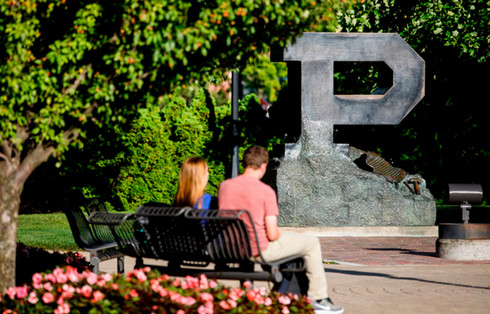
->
(273, 119, 436, 227)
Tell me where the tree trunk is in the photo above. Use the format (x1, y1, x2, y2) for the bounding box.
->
(0, 175, 21, 293)
(0, 142, 54, 292)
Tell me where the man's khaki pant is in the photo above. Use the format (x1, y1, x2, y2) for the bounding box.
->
(252, 232, 328, 300)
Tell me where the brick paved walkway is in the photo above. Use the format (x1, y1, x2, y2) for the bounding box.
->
(317, 236, 490, 313)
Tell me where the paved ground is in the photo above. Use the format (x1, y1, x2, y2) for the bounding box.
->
(90, 228, 490, 314)
(319, 236, 490, 314)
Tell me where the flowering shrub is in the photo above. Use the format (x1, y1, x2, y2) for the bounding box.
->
(16, 243, 91, 286)
(1, 267, 313, 313)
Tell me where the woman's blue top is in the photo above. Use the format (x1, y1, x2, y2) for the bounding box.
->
(194, 193, 218, 210)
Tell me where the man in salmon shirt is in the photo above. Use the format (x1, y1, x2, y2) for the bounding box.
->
(218, 145, 343, 314)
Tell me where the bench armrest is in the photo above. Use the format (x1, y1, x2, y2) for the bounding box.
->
(88, 212, 134, 226)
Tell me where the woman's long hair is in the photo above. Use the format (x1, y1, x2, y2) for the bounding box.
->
(174, 157, 208, 208)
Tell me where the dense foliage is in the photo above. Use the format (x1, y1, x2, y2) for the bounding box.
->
(1, 267, 314, 313)
(99, 89, 224, 210)
(1, 0, 347, 164)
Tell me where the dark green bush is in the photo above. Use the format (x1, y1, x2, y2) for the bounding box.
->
(100, 89, 224, 211)
(16, 243, 91, 286)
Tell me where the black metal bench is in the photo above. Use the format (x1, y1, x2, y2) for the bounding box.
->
(63, 198, 125, 273)
(88, 204, 307, 294)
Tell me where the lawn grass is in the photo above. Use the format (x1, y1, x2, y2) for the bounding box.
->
(17, 213, 79, 252)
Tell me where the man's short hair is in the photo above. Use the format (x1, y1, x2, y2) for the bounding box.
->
(242, 145, 269, 169)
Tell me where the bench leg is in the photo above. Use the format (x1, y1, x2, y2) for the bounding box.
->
(274, 271, 309, 296)
(117, 256, 125, 274)
(135, 257, 144, 269)
(90, 252, 100, 273)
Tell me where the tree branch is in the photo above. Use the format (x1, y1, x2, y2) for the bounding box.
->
(0, 140, 15, 176)
(14, 142, 54, 187)
(63, 64, 93, 95)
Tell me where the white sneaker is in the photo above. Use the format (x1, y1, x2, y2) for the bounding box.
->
(312, 298, 344, 314)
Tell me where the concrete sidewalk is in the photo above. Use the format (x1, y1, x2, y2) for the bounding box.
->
(88, 226, 490, 314)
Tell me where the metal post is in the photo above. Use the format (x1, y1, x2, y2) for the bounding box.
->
(231, 71, 241, 177)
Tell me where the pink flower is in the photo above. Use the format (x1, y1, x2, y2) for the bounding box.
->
(111, 283, 119, 290)
(5, 287, 16, 300)
(185, 275, 199, 289)
(169, 291, 181, 302)
(254, 294, 265, 304)
(53, 271, 68, 284)
(43, 282, 53, 291)
(143, 266, 151, 272)
(243, 280, 252, 288)
(227, 298, 237, 308)
(55, 302, 70, 314)
(278, 295, 291, 305)
(16, 286, 28, 299)
(247, 289, 257, 301)
(61, 284, 75, 299)
(133, 269, 147, 282)
(265, 297, 272, 306)
(27, 291, 39, 304)
(198, 303, 215, 314)
(66, 268, 80, 283)
(92, 291, 104, 302)
(129, 289, 139, 298)
(200, 292, 214, 303)
(177, 310, 185, 314)
(96, 279, 107, 287)
(199, 276, 209, 290)
(219, 300, 231, 310)
(80, 285, 92, 298)
(85, 272, 98, 285)
(282, 306, 290, 314)
(180, 296, 196, 306)
(151, 281, 162, 293)
(209, 280, 218, 289)
(205, 301, 214, 312)
(172, 278, 180, 287)
(180, 281, 189, 290)
(45, 273, 57, 283)
(32, 273, 43, 284)
(42, 292, 55, 304)
(101, 273, 113, 282)
(229, 288, 243, 301)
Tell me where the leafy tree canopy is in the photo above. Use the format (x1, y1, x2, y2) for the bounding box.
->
(1, 0, 341, 166)
(338, 0, 490, 62)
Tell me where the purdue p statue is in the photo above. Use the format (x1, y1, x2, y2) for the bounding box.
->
(272, 33, 435, 227)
